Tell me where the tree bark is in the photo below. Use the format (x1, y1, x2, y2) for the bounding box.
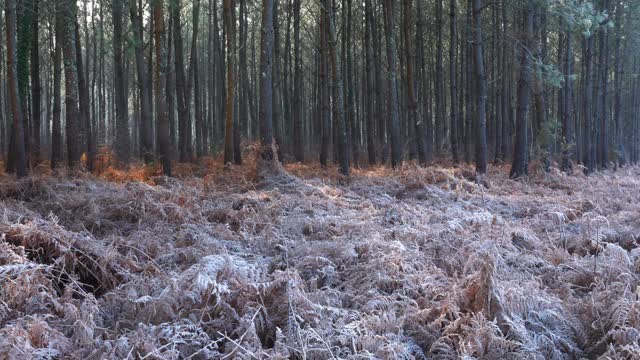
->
(325, 0, 349, 175)
(51, 7, 63, 169)
(613, 1, 624, 167)
(596, 0, 609, 169)
(272, 0, 285, 163)
(510, 2, 534, 178)
(473, 0, 488, 174)
(30, 0, 41, 162)
(113, 0, 130, 163)
(364, 0, 376, 165)
(63, 0, 84, 168)
(130, 0, 154, 164)
(382, 0, 402, 169)
(259, 0, 276, 163)
(449, 0, 459, 164)
(5, 0, 27, 176)
(292, 0, 303, 162)
(153, 0, 171, 175)
(435, 0, 444, 156)
(74, 22, 93, 171)
(319, 5, 330, 167)
(223, 0, 236, 165)
(583, 34, 596, 173)
(403, 0, 426, 164)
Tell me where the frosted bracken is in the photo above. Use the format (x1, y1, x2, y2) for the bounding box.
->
(1, 159, 640, 359)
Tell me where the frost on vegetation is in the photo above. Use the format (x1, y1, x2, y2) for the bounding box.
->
(1, 163, 640, 359)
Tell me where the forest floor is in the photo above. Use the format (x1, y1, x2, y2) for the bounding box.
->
(1, 152, 640, 359)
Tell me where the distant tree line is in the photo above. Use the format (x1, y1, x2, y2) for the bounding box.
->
(1, 0, 639, 178)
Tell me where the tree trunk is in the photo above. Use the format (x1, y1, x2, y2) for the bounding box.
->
(449, 0, 459, 164)
(510, 2, 534, 178)
(238, 0, 249, 141)
(613, 1, 624, 167)
(63, 0, 84, 168)
(364, 0, 376, 165)
(435, 0, 444, 156)
(172, 0, 189, 162)
(561, 22, 574, 172)
(223, 0, 236, 165)
(403, 0, 426, 164)
(152, 0, 171, 176)
(472, 0, 488, 174)
(5, 0, 27, 176)
(186, 0, 201, 162)
(382, 0, 402, 169)
(344, 0, 358, 166)
(282, 0, 292, 156)
(74, 22, 93, 171)
(464, 0, 473, 163)
(493, 3, 503, 164)
(194, 43, 204, 158)
(30, 0, 41, 162)
(532, 11, 549, 172)
(97, 2, 106, 146)
(597, 0, 609, 169)
(166, 16, 176, 154)
(51, 7, 63, 169)
(259, 0, 276, 163)
(583, 35, 596, 173)
(272, 0, 285, 163)
(231, 1, 242, 165)
(325, 0, 349, 176)
(319, 5, 330, 167)
(113, 0, 130, 163)
(130, 0, 154, 164)
(373, 2, 386, 160)
(292, 0, 303, 162)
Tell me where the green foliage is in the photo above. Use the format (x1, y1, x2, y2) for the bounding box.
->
(534, 59, 565, 89)
(549, 0, 612, 37)
(539, 117, 561, 148)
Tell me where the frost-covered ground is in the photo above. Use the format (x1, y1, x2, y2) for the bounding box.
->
(1, 159, 640, 359)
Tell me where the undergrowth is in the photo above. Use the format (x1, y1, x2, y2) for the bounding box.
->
(1, 156, 640, 359)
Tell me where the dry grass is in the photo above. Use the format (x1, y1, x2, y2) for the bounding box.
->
(1, 157, 640, 359)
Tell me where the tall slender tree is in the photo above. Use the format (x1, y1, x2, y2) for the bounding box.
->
(272, 0, 285, 163)
(364, 0, 376, 165)
(130, 0, 154, 164)
(30, 0, 41, 162)
(51, 6, 63, 170)
(292, 0, 303, 162)
(319, 2, 330, 167)
(153, 0, 171, 175)
(223, 0, 236, 165)
(63, 0, 83, 168)
(613, 1, 624, 167)
(259, 0, 276, 163)
(435, 0, 445, 156)
(561, 21, 574, 172)
(75, 23, 92, 170)
(383, 0, 402, 169)
(449, 0, 459, 164)
(325, 0, 349, 175)
(510, 2, 535, 178)
(472, 0, 488, 174)
(113, 0, 130, 163)
(5, 0, 27, 176)
(583, 29, 596, 173)
(403, 0, 427, 164)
